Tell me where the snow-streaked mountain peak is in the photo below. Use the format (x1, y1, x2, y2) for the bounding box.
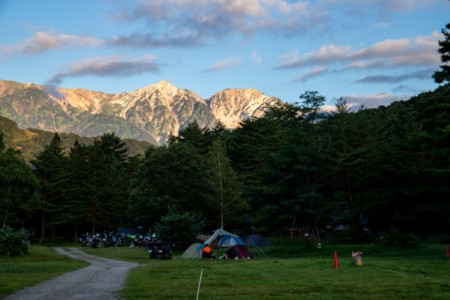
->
(0, 79, 281, 145)
(136, 80, 181, 98)
(208, 88, 281, 128)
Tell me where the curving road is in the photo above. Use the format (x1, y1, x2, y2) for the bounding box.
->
(5, 247, 140, 300)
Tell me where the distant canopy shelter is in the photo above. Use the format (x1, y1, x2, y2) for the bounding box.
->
(245, 234, 270, 247)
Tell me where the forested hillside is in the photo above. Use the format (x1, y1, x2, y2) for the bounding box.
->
(1, 84, 449, 244)
(0, 116, 151, 160)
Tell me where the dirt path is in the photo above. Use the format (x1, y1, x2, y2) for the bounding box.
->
(5, 247, 140, 300)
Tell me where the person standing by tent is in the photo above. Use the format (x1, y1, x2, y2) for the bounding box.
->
(222, 247, 237, 260)
(202, 244, 213, 259)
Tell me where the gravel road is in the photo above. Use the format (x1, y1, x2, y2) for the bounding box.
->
(4, 247, 140, 300)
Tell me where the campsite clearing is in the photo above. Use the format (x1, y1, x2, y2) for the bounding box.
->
(82, 244, 449, 299)
(1, 243, 448, 299)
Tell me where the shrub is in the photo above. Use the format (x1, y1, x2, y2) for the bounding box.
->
(155, 207, 205, 249)
(0, 226, 31, 256)
(378, 229, 417, 248)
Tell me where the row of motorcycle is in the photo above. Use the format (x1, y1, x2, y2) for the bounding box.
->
(79, 232, 173, 259)
(79, 232, 129, 248)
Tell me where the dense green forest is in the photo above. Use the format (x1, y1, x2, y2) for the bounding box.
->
(1, 84, 449, 244)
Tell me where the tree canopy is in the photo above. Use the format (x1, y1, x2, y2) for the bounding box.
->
(433, 22, 450, 84)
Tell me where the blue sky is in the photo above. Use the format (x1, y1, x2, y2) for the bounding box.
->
(0, 0, 448, 109)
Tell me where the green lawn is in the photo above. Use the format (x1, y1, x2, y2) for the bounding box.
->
(0, 246, 88, 298)
(82, 243, 450, 299)
(1, 243, 448, 299)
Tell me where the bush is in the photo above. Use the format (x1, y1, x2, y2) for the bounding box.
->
(423, 234, 450, 244)
(378, 229, 417, 248)
(0, 226, 31, 256)
(155, 207, 205, 249)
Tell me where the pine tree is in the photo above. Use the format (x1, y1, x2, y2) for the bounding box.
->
(0, 133, 39, 229)
(433, 23, 450, 84)
(31, 133, 71, 244)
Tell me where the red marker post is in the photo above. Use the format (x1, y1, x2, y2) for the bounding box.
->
(333, 251, 339, 269)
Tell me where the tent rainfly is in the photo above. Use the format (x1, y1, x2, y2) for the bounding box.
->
(203, 229, 239, 247)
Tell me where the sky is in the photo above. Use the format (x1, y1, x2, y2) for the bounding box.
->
(0, 0, 449, 109)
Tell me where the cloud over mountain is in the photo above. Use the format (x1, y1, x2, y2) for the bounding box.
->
(47, 55, 160, 86)
(204, 56, 243, 73)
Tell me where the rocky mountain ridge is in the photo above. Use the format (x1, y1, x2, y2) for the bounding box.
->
(0, 79, 281, 144)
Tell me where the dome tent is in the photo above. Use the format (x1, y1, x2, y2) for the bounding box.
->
(182, 229, 252, 259)
(203, 228, 239, 247)
(181, 243, 202, 259)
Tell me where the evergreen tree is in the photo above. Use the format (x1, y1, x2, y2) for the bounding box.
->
(264, 93, 332, 239)
(67, 140, 91, 240)
(31, 133, 71, 244)
(0, 133, 39, 229)
(72, 133, 131, 234)
(102, 154, 129, 228)
(433, 23, 450, 84)
(324, 105, 385, 240)
(98, 132, 129, 163)
(155, 206, 205, 248)
(128, 142, 215, 227)
(175, 121, 210, 154)
(84, 142, 107, 234)
(227, 103, 301, 233)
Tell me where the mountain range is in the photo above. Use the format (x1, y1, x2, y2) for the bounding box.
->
(0, 79, 281, 145)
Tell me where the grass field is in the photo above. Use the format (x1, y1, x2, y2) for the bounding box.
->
(1, 242, 449, 299)
(82, 242, 450, 299)
(0, 246, 88, 298)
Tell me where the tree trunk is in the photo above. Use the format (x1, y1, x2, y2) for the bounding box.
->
(50, 227, 55, 244)
(2, 208, 7, 230)
(38, 212, 46, 245)
(218, 152, 224, 231)
(92, 218, 96, 235)
(73, 227, 79, 243)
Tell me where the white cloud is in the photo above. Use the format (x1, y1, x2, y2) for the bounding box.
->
(107, 0, 447, 50)
(277, 32, 442, 83)
(111, 0, 322, 49)
(291, 66, 328, 82)
(351, 39, 411, 60)
(204, 56, 242, 72)
(319, 0, 441, 13)
(47, 55, 160, 86)
(355, 68, 434, 84)
(0, 31, 100, 55)
(217, 0, 265, 16)
(344, 93, 410, 108)
(277, 45, 352, 69)
(251, 51, 262, 65)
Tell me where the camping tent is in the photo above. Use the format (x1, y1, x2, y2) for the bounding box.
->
(183, 229, 246, 259)
(217, 235, 245, 247)
(181, 243, 202, 259)
(225, 245, 253, 259)
(203, 229, 239, 247)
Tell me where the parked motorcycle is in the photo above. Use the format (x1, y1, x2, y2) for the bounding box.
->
(148, 241, 173, 260)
